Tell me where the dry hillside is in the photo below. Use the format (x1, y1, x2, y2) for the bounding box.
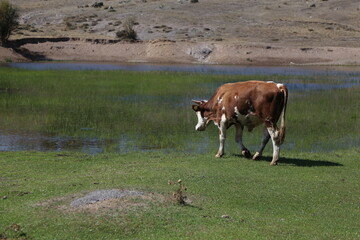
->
(2, 0, 360, 64)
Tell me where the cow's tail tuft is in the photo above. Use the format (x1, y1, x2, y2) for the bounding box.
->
(279, 85, 288, 145)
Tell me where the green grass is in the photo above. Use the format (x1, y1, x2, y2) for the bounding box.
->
(0, 67, 360, 239)
(1, 150, 360, 239)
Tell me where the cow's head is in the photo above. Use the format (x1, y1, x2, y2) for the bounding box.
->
(192, 100, 212, 131)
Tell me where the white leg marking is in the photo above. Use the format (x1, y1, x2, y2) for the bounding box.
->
(267, 127, 280, 165)
(216, 114, 227, 158)
(221, 113, 227, 122)
(267, 127, 279, 141)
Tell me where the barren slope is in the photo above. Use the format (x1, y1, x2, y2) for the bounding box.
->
(2, 0, 360, 64)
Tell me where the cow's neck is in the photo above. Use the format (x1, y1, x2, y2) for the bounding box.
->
(202, 100, 218, 122)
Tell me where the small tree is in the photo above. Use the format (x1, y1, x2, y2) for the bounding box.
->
(0, 0, 18, 46)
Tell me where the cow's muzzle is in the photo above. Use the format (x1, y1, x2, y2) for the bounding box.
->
(195, 125, 206, 131)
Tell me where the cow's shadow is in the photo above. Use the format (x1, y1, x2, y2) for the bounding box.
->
(233, 155, 343, 167)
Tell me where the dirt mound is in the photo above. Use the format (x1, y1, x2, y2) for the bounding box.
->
(35, 189, 167, 214)
(70, 189, 143, 207)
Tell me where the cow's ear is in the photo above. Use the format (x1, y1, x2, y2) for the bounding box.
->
(192, 105, 200, 111)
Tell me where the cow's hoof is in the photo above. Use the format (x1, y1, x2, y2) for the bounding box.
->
(269, 161, 278, 166)
(215, 153, 224, 158)
(252, 152, 261, 160)
(241, 149, 251, 158)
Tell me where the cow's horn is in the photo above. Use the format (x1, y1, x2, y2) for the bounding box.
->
(192, 100, 202, 105)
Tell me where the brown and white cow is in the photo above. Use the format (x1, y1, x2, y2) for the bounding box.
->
(192, 81, 288, 165)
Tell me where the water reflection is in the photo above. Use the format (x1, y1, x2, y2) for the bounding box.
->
(0, 131, 211, 154)
(0, 131, 111, 154)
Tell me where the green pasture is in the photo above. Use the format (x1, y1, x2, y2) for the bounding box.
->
(1, 150, 360, 239)
(0, 68, 360, 239)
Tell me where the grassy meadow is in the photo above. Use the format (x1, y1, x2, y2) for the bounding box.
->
(1, 67, 360, 239)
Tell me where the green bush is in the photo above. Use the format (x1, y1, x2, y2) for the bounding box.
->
(0, 0, 18, 46)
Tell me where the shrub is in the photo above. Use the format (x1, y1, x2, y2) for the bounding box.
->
(116, 16, 137, 41)
(0, 0, 18, 46)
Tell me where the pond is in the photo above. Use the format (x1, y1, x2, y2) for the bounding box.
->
(0, 63, 359, 154)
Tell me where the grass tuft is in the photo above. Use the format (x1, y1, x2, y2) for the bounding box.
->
(168, 179, 187, 205)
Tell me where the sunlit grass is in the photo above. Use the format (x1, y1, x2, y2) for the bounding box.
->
(1, 150, 359, 239)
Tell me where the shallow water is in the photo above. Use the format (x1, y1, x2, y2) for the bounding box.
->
(1, 63, 360, 154)
(0, 131, 113, 154)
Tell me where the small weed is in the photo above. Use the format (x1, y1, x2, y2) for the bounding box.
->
(168, 179, 187, 205)
(0, 224, 33, 240)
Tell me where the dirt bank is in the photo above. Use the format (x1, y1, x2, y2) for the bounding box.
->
(3, 38, 360, 66)
(2, 0, 360, 65)
(0, 46, 28, 62)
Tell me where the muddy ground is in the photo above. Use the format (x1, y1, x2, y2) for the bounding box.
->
(2, 0, 360, 65)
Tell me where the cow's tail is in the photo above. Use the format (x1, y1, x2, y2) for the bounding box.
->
(279, 85, 288, 145)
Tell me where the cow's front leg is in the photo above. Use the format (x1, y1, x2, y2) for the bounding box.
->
(253, 127, 271, 160)
(215, 120, 227, 158)
(267, 126, 281, 165)
(235, 124, 251, 158)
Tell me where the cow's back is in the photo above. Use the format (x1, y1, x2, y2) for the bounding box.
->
(211, 81, 286, 125)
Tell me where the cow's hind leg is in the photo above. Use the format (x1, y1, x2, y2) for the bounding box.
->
(253, 127, 271, 160)
(215, 121, 227, 158)
(267, 126, 281, 165)
(235, 124, 251, 158)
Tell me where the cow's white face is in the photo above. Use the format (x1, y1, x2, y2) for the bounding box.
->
(195, 110, 209, 131)
(192, 100, 210, 131)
